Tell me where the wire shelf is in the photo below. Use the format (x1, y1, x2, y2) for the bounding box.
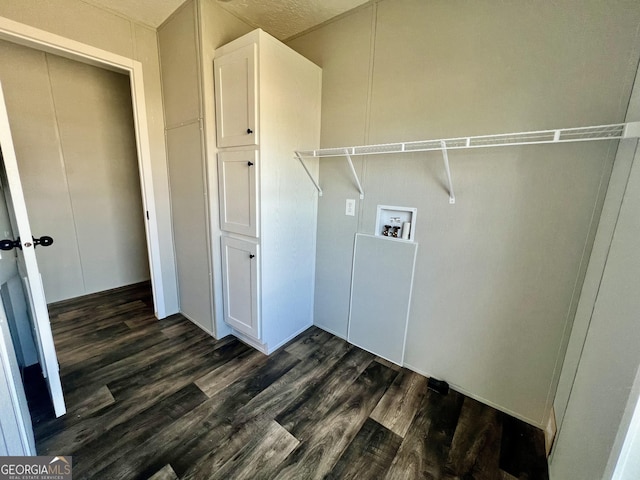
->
(295, 121, 640, 203)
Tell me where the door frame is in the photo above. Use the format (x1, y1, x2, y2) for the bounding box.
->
(0, 16, 170, 318)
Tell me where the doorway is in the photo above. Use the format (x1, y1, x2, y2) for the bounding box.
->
(0, 15, 176, 321)
(0, 16, 176, 450)
(0, 40, 151, 304)
(0, 35, 156, 427)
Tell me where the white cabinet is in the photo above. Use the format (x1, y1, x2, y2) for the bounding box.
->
(221, 236, 259, 339)
(218, 149, 258, 237)
(214, 43, 257, 148)
(214, 29, 321, 353)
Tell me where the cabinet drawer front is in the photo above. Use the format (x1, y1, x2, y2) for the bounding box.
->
(214, 43, 258, 148)
(221, 236, 260, 339)
(218, 149, 258, 237)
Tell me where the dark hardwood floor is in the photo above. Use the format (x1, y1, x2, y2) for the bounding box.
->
(24, 282, 549, 479)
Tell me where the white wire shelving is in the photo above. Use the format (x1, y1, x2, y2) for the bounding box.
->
(295, 121, 640, 204)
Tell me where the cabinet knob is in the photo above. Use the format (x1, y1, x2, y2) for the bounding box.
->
(247, 128, 253, 134)
(249, 254, 255, 259)
(248, 161, 254, 167)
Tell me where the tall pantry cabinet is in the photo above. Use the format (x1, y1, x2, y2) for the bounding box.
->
(214, 29, 322, 353)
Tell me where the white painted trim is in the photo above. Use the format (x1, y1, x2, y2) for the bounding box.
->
(128, 63, 167, 319)
(0, 15, 170, 318)
(0, 17, 134, 72)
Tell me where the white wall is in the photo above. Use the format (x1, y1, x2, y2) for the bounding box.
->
(549, 69, 640, 479)
(47, 55, 150, 296)
(0, 40, 150, 302)
(0, 0, 179, 313)
(159, 0, 213, 333)
(550, 133, 640, 480)
(287, 0, 640, 426)
(158, 0, 252, 335)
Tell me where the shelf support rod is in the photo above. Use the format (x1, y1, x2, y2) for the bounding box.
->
(344, 149, 365, 199)
(295, 151, 323, 196)
(440, 140, 456, 204)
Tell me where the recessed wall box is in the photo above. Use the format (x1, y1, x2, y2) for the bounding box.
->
(375, 205, 417, 241)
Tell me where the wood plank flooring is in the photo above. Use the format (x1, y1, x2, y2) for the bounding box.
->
(23, 282, 549, 479)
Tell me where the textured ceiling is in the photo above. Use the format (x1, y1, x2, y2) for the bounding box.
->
(81, 0, 370, 38)
(215, 0, 371, 40)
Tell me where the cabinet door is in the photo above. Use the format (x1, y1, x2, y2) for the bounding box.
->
(214, 43, 258, 148)
(218, 149, 258, 237)
(221, 236, 260, 339)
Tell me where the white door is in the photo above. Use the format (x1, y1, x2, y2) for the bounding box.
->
(218, 149, 259, 237)
(221, 236, 260, 339)
(0, 82, 65, 417)
(214, 43, 258, 148)
(0, 299, 36, 455)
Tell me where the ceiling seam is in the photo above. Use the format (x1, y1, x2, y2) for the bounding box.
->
(76, 0, 161, 30)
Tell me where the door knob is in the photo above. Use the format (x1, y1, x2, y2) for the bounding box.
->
(249, 254, 255, 259)
(248, 161, 254, 166)
(0, 238, 21, 251)
(0, 236, 54, 251)
(247, 128, 253, 134)
(33, 236, 54, 248)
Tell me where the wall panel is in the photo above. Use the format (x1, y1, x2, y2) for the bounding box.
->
(165, 122, 212, 332)
(47, 54, 149, 295)
(288, 0, 640, 425)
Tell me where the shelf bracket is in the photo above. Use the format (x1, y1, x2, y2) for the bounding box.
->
(295, 151, 323, 197)
(344, 149, 365, 199)
(440, 140, 456, 204)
